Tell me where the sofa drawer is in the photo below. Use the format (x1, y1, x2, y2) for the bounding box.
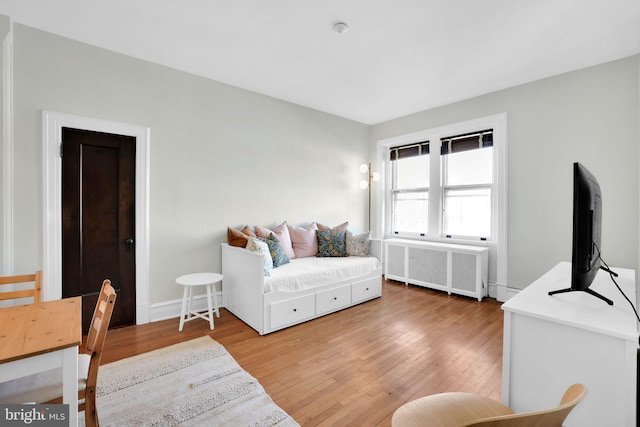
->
(270, 294, 315, 329)
(316, 284, 351, 315)
(352, 276, 382, 304)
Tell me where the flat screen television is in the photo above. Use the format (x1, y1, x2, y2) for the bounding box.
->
(549, 162, 615, 305)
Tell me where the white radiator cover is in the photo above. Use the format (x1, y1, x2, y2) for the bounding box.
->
(384, 239, 489, 301)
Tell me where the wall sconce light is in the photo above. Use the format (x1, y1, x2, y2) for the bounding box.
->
(360, 163, 379, 230)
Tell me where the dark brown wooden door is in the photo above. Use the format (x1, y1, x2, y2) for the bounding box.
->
(62, 127, 136, 334)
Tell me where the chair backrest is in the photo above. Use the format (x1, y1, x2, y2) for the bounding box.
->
(85, 279, 117, 382)
(0, 271, 42, 304)
(465, 384, 587, 427)
(82, 279, 116, 427)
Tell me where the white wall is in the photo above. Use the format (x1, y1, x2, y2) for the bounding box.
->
(0, 15, 11, 276)
(372, 55, 640, 289)
(7, 22, 371, 305)
(0, 17, 6, 276)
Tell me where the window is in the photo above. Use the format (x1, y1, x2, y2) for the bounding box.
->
(378, 113, 507, 294)
(383, 119, 501, 243)
(390, 142, 429, 234)
(389, 131, 493, 239)
(441, 131, 493, 239)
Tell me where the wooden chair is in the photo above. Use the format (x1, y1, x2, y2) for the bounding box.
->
(392, 384, 586, 427)
(78, 279, 117, 427)
(0, 279, 116, 427)
(0, 271, 42, 304)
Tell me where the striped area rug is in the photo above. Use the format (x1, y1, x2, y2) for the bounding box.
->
(90, 336, 299, 427)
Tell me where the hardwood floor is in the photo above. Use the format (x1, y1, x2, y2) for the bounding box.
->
(100, 279, 504, 426)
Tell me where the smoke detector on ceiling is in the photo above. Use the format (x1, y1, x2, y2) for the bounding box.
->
(333, 22, 349, 34)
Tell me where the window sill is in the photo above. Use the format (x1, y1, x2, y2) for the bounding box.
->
(383, 234, 495, 248)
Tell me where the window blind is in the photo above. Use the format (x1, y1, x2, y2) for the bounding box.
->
(389, 141, 429, 161)
(441, 130, 492, 155)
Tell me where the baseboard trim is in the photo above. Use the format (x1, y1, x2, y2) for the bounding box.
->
(492, 282, 520, 302)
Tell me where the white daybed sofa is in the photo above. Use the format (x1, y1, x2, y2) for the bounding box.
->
(221, 239, 382, 335)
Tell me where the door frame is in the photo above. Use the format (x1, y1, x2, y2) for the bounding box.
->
(43, 110, 150, 324)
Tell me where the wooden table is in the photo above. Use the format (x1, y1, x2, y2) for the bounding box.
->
(0, 297, 82, 427)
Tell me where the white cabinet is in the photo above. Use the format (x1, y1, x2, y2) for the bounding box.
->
(502, 262, 638, 426)
(384, 239, 489, 301)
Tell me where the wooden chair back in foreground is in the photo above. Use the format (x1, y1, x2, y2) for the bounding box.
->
(0, 279, 116, 427)
(0, 271, 42, 304)
(80, 279, 117, 427)
(392, 384, 586, 427)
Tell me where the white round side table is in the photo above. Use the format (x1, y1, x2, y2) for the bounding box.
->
(176, 272, 222, 331)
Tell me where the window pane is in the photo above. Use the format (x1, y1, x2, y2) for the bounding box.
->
(444, 147, 492, 186)
(395, 155, 429, 189)
(443, 188, 491, 237)
(393, 192, 428, 233)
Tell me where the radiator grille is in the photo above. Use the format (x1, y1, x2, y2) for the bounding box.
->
(408, 247, 447, 286)
(452, 252, 477, 292)
(386, 244, 405, 278)
(384, 239, 488, 300)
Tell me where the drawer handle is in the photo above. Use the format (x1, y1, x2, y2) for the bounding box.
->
(293, 308, 297, 312)
(333, 297, 338, 300)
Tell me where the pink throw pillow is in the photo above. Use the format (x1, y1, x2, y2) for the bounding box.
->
(255, 222, 295, 259)
(288, 223, 318, 258)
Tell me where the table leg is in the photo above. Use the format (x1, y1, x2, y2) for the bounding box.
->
(179, 286, 189, 332)
(213, 281, 221, 318)
(61, 346, 78, 427)
(187, 287, 193, 320)
(206, 283, 214, 330)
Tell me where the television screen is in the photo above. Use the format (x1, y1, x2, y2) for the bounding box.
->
(548, 162, 612, 305)
(571, 162, 602, 291)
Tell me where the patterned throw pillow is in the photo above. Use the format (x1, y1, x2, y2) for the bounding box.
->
(346, 230, 371, 256)
(316, 222, 349, 231)
(245, 237, 273, 276)
(316, 230, 347, 257)
(257, 234, 290, 267)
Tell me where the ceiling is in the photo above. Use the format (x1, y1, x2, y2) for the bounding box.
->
(1, 0, 639, 124)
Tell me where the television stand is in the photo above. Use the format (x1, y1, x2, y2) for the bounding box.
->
(548, 265, 619, 305)
(599, 264, 619, 277)
(548, 286, 613, 305)
(503, 262, 638, 427)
